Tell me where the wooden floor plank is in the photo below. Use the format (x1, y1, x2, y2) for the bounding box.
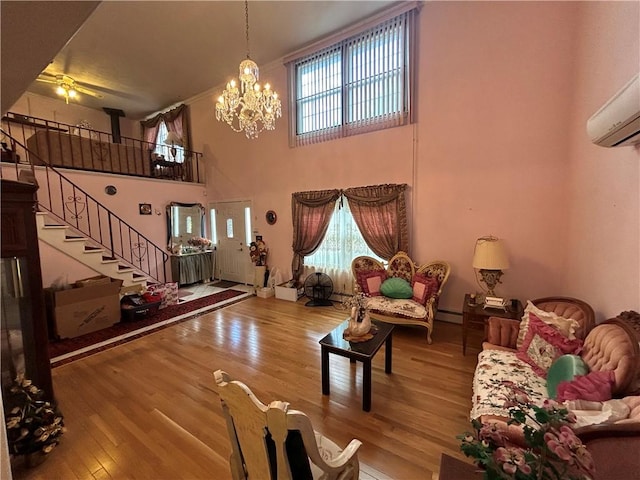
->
(11, 296, 482, 480)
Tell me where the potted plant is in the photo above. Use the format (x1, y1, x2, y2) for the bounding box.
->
(458, 382, 594, 480)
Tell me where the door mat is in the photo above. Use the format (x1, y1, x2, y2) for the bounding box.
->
(49, 289, 250, 367)
(211, 280, 239, 288)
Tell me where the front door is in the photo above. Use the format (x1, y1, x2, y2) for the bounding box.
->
(210, 200, 252, 283)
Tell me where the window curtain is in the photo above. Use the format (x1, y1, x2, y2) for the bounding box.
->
(140, 104, 191, 154)
(343, 184, 408, 261)
(291, 189, 341, 282)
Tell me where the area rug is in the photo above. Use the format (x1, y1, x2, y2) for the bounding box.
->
(49, 289, 250, 367)
(210, 280, 239, 288)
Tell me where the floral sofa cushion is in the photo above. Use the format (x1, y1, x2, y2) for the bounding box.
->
(366, 296, 427, 319)
(472, 349, 548, 420)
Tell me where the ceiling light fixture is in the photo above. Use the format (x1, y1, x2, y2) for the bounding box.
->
(215, 0, 282, 139)
(55, 75, 79, 104)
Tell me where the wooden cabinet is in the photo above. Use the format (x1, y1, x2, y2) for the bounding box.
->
(1, 179, 53, 401)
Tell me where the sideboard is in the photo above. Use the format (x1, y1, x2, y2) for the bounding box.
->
(170, 250, 214, 286)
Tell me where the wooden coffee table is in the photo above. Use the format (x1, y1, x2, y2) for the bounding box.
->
(319, 318, 393, 412)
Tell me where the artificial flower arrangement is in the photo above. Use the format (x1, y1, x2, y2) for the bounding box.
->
(458, 382, 595, 480)
(342, 291, 370, 322)
(187, 236, 212, 248)
(4, 375, 65, 457)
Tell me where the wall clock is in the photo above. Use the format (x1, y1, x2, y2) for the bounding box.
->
(266, 210, 277, 225)
(105, 185, 117, 195)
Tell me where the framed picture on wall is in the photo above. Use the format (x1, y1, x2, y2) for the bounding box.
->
(139, 203, 152, 215)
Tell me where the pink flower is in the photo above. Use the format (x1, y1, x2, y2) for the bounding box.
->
(494, 447, 529, 475)
(478, 422, 507, 446)
(544, 431, 573, 462)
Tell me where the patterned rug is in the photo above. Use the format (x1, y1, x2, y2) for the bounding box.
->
(210, 280, 239, 288)
(49, 289, 250, 367)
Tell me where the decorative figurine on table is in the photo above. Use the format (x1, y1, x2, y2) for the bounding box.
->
(342, 291, 375, 342)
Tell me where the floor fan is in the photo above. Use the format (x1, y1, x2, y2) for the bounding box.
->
(303, 272, 333, 307)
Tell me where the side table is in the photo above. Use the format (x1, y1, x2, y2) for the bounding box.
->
(462, 294, 523, 355)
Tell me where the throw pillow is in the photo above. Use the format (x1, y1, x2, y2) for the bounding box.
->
(380, 277, 413, 299)
(546, 354, 589, 400)
(516, 300, 580, 349)
(557, 370, 615, 403)
(411, 273, 439, 304)
(356, 270, 387, 296)
(516, 314, 583, 378)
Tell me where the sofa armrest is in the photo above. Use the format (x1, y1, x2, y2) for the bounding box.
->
(485, 317, 520, 350)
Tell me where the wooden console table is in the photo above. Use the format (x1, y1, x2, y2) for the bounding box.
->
(170, 250, 214, 286)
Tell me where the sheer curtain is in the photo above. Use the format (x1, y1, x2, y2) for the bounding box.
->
(304, 197, 382, 294)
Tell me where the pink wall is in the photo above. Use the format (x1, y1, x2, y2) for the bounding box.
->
(191, 2, 611, 318)
(13, 2, 638, 322)
(564, 1, 640, 319)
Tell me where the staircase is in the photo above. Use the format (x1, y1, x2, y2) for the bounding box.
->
(36, 212, 149, 288)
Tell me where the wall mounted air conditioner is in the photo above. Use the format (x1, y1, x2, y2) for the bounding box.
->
(587, 73, 640, 147)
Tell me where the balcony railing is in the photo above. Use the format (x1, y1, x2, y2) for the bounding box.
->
(1, 112, 204, 183)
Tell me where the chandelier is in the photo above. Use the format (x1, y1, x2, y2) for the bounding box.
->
(215, 1, 282, 139)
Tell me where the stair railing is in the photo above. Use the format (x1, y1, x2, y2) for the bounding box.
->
(1, 129, 169, 284)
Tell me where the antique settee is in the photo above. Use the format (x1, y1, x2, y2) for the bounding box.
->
(471, 299, 640, 444)
(351, 251, 450, 343)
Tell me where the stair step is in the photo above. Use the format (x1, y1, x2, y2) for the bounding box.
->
(84, 246, 105, 253)
(101, 258, 119, 264)
(64, 236, 87, 242)
(43, 224, 68, 229)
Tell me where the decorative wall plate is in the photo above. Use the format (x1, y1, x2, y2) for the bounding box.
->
(266, 210, 277, 225)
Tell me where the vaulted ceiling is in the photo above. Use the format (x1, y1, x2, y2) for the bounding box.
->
(2, 1, 398, 120)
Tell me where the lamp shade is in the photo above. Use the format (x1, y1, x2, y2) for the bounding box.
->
(472, 236, 510, 270)
(164, 131, 183, 147)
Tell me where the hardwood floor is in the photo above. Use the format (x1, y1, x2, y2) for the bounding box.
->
(11, 296, 484, 480)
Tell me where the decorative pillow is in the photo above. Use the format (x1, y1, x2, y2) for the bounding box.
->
(380, 277, 413, 299)
(356, 270, 387, 296)
(516, 300, 579, 349)
(516, 314, 583, 378)
(546, 354, 589, 400)
(557, 370, 615, 403)
(411, 274, 439, 304)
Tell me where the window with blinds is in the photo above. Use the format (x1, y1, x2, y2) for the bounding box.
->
(288, 8, 417, 147)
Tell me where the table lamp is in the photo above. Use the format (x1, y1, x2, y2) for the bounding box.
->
(472, 236, 509, 298)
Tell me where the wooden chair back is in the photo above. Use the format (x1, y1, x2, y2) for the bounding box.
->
(213, 370, 361, 480)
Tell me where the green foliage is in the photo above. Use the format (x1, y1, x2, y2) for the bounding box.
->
(458, 383, 594, 480)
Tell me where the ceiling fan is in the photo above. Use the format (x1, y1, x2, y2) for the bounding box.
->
(36, 73, 104, 104)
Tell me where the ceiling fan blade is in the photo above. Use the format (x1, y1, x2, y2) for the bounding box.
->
(36, 76, 57, 85)
(75, 85, 103, 99)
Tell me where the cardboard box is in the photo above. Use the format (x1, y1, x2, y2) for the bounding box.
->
(45, 276, 123, 339)
(275, 283, 303, 302)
